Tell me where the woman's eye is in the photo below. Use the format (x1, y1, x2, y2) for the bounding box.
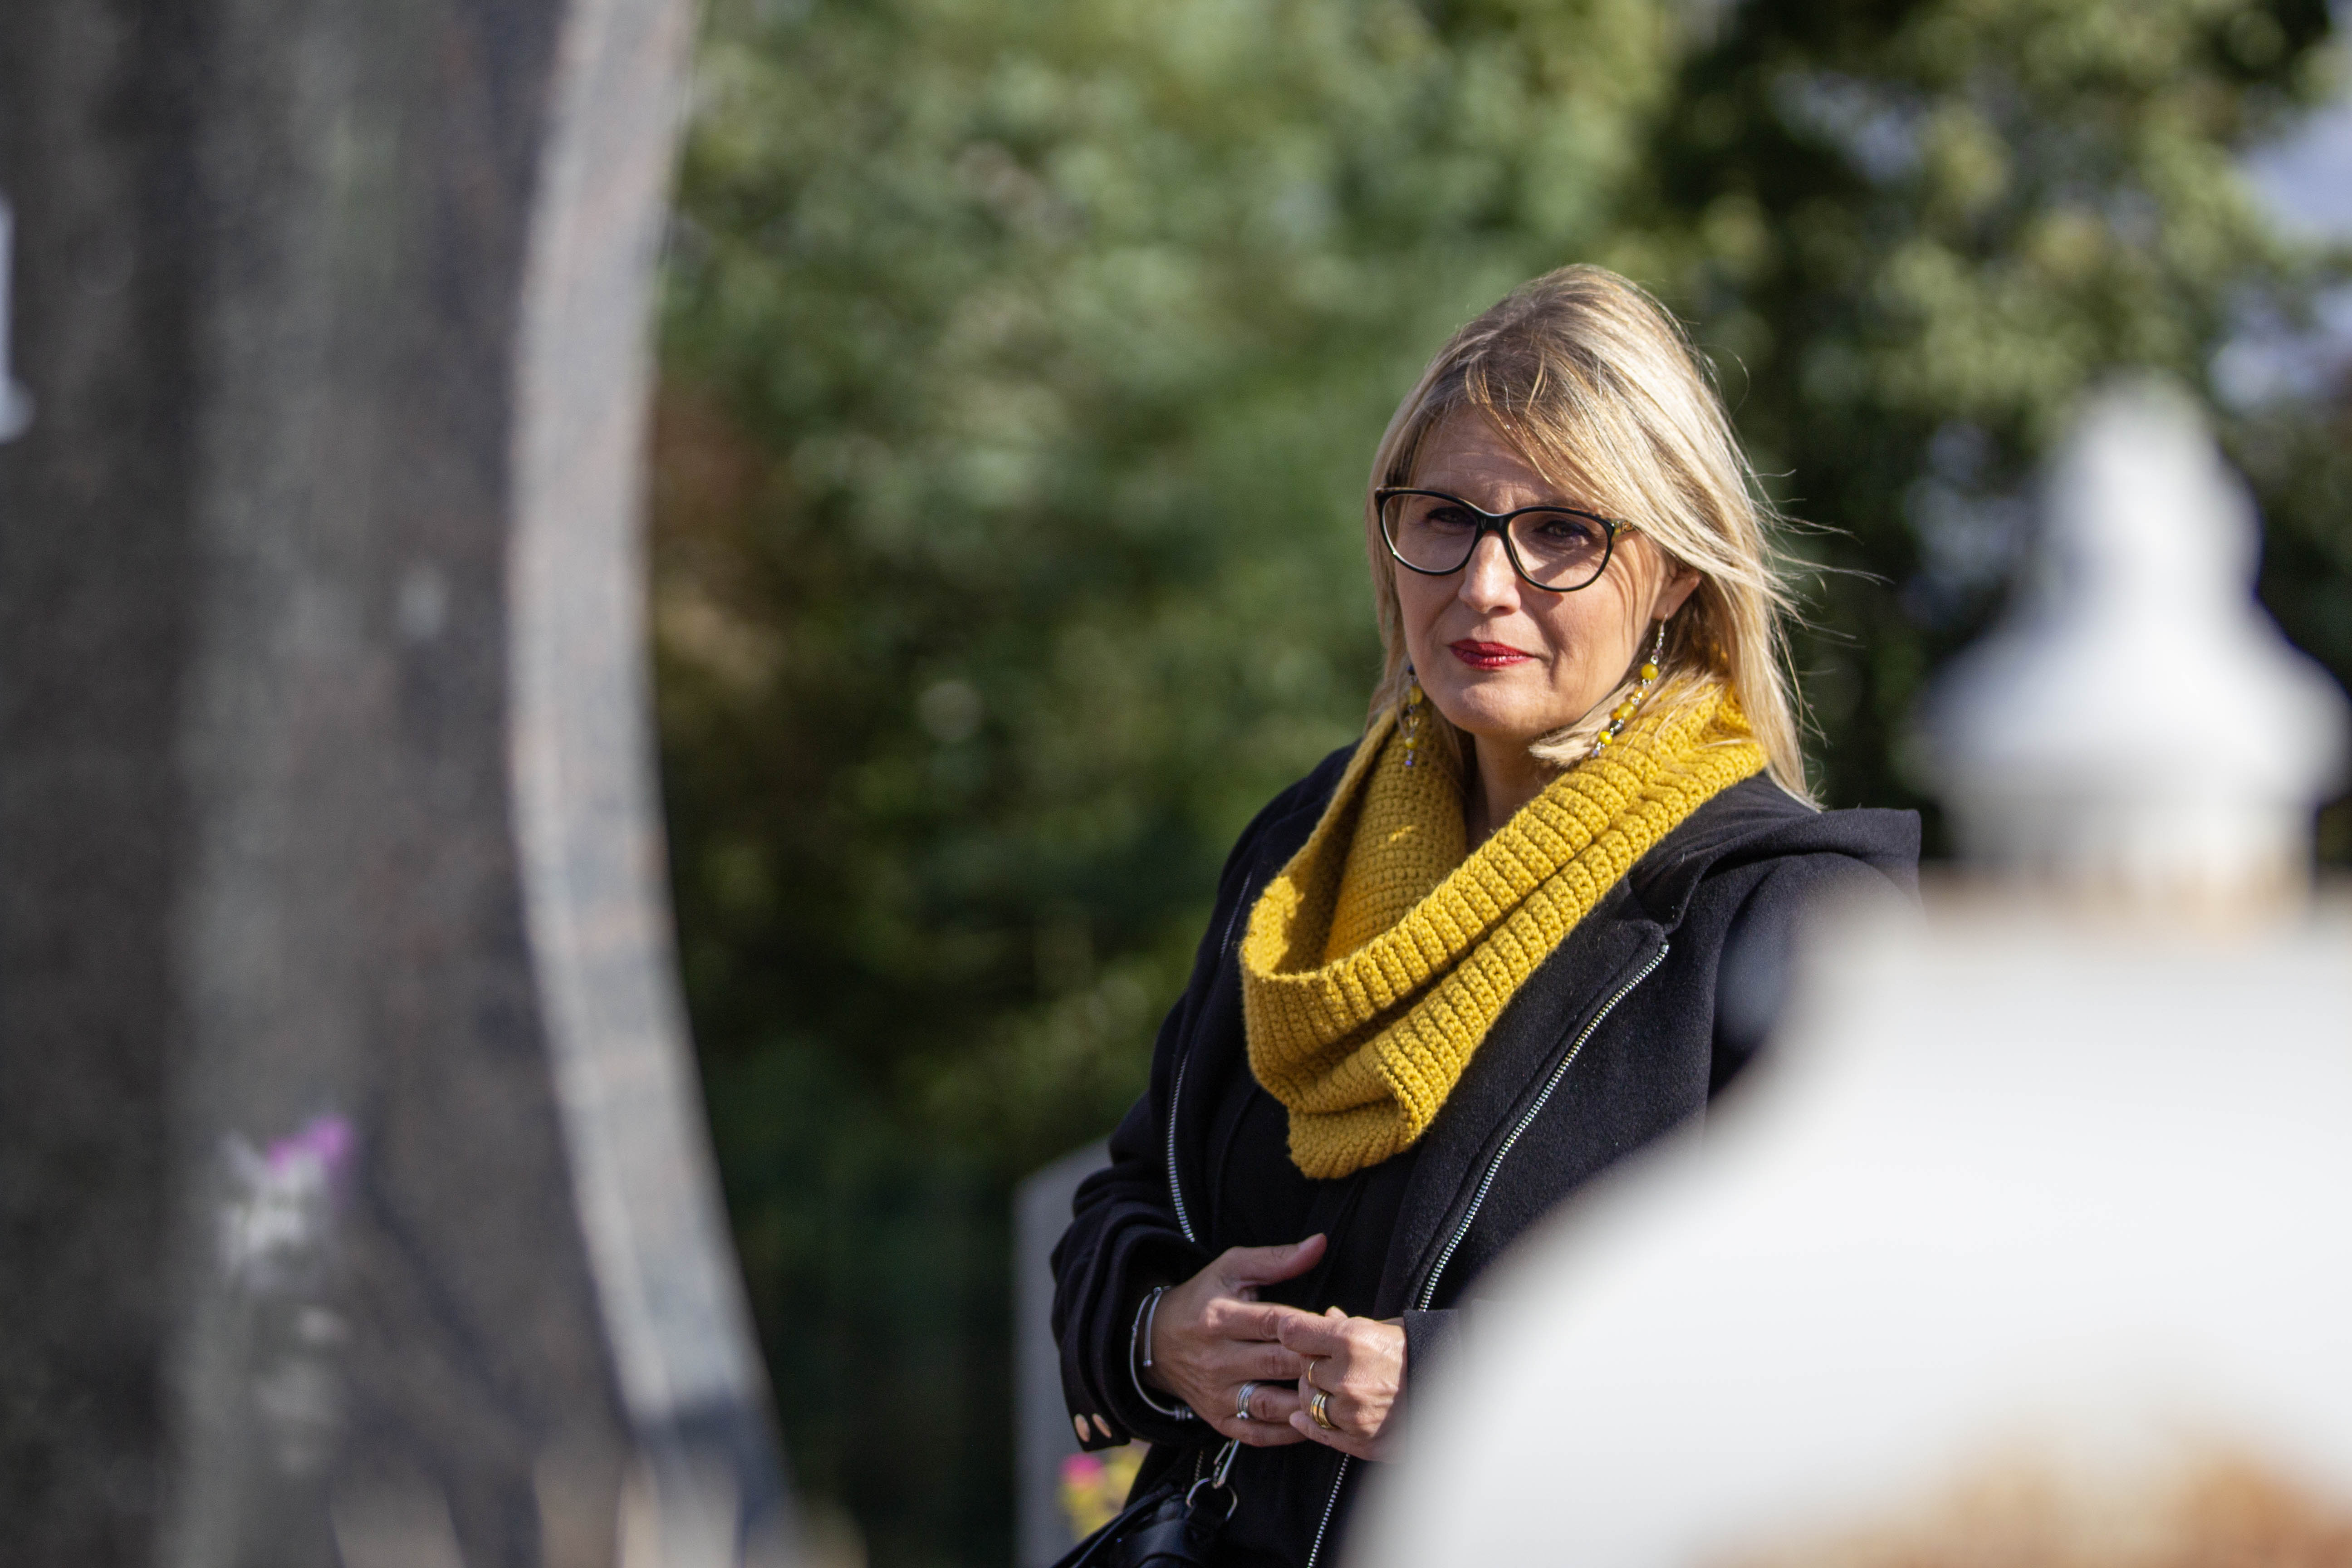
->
(1422, 506, 1479, 533)
(1530, 514, 1602, 545)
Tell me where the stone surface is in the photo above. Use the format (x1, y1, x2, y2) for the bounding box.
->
(1016, 1142, 1110, 1567)
(1358, 900, 2352, 1568)
(1912, 378, 2347, 899)
(0, 1, 783, 1563)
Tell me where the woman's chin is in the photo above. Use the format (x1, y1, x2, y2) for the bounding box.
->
(1431, 696, 1570, 754)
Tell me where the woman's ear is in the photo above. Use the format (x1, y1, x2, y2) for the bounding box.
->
(1653, 560, 1702, 622)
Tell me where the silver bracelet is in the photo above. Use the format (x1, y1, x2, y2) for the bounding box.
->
(1129, 1284, 1194, 1422)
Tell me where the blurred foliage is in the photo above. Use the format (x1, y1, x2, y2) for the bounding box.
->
(652, 0, 2347, 1561)
(1628, 0, 2352, 813)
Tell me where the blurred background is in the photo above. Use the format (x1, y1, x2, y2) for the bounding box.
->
(642, 0, 2352, 1562)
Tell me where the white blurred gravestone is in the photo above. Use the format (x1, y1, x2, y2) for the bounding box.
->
(1015, 1142, 1110, 1567)
(1913, 379, 2346, 897)
(1355, 380, 2352, 1568)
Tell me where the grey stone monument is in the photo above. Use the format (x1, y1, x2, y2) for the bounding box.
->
(0, 0, 787, 1564)
(1015, 1142, 1112, 1568)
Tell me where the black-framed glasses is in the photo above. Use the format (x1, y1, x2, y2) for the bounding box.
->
(1374, 488, 1627, 593)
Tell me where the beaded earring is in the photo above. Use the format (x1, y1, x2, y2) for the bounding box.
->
(1400, 666, 1426, 769)
(1590, 621, 1669, 759)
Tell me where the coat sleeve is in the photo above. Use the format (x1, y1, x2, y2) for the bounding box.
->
(1401, 1306, 1467, 1395)
(1048, 761, 1340, 1450)
(1048, 1044, 1213, 1450)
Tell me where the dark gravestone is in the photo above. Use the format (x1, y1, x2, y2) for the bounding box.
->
(0, 1, 786, 1564)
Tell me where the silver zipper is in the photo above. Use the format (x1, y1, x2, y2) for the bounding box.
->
(1302, 941, 1672, 1568)
(1166, 1049, 1196, 1244)
(1167, 877, 1259, 1246)
(1304, 1455, 1350, 1568)
(1414, 941, 1670, 1311)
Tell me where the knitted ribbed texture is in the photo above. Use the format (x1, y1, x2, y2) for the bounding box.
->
(1240, 683, 1765, 1179)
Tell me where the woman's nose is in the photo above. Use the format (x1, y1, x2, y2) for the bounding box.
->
(1457, 532, 1522, 611)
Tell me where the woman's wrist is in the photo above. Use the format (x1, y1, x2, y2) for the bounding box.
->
(1128, 1283, 1194, 1421)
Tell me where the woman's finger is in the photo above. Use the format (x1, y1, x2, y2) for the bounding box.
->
(1273, 1308, 1353, 1362)
(1215, 1234, 1326, 1293)
(1304, 1340, 1370, 1393)
(1316, 1383, 1368, 1429)
(1290, 1367, 1395, 1461)
(1201, 1295, 1302, 1343)
(1248, 1340, 1312, 1381)
(1187, 1329, 1308, 1385)
(1238, 1382, 1303, 1425)
(1291, 1389, 1356, 1440)
(1209, 1380, 1307, 1446)
(1215, 1401, 1310, 1447)
(1287, 1408, 1387, 1462)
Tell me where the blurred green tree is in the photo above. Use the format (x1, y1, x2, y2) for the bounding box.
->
(657, 0, 1681, 1556)
(1628, 0, 2348, 815)
(653, 0, 2345, 1561)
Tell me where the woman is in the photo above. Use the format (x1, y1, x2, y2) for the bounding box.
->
(1049, 266, 1918, 1568)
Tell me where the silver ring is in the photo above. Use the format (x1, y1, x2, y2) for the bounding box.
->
(1234, 1381, 1261, 1421)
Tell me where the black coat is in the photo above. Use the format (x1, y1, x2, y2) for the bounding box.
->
(1050, 748, 1920, 1568)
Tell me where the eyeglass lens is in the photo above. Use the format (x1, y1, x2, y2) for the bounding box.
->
(1380, 492, 1613, 590)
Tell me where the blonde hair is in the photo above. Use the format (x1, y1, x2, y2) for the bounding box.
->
(1364, 265, 1813, 803)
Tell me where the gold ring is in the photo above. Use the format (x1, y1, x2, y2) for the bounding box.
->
(1309, 1388, 1338, 1432)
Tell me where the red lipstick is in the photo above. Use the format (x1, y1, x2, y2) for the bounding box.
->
(1449, 639, 1534, 670)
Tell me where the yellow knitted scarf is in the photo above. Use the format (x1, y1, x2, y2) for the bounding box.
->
(1240, 683, 1765, 1180)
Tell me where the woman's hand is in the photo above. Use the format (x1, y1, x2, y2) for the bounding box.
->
(1278, 1307, 1405, 1462)
(1145, 1236, 1329, 1446)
